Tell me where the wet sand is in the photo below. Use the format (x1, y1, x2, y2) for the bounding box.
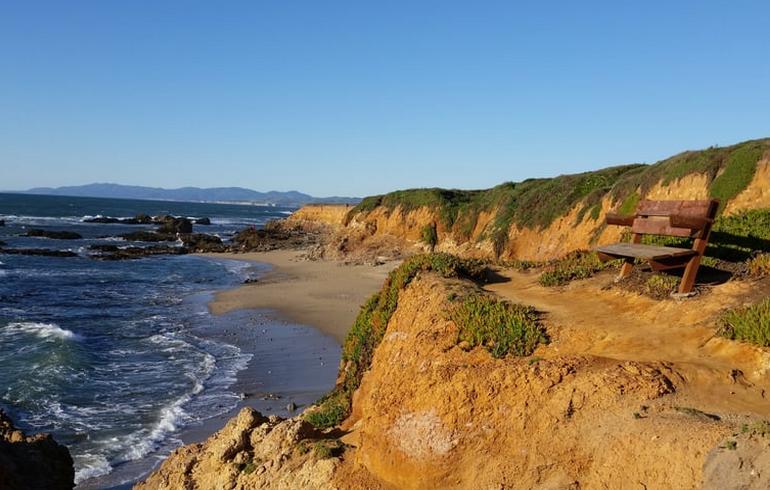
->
(201, 250, 398, 344)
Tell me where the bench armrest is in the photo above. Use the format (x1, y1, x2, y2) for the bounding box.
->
(668, 215, 713, 230)
(606, 213, 635, 226)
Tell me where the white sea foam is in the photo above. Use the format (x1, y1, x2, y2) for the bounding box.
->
(6, 322, 82, 341)
(74, 453, 112, 483)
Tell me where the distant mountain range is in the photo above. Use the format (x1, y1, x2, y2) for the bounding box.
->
(14, 183, 360, 207)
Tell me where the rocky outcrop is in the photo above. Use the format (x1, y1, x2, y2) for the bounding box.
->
(0, 411, 74, 490)
(84, 214, 154, 224)
(119, 231, 176, 242)
(155, 216, 193, 234)
(25, 229, 82, 240)
(0, 248, 78, 257)
(90, 245, 188, 260)
(230, 222, 321, 252)
(195, 217, 211, 225)
(135, 408, 339, 490)
(181, 233, 225, 253)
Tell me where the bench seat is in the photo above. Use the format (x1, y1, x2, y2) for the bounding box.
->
(596, 243, 697, 261)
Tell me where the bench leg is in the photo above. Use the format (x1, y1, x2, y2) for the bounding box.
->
(678, 256, 701, 294)
(618, 258, 634, 280)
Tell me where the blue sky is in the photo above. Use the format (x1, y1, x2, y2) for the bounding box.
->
(2, 1, 769, 196)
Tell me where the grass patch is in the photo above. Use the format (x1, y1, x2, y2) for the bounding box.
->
(538, 251, 614, 287)
(741, 420, 770, 437)
(618, 192, 641, 215)
(717, 298, 770, 347)
(305, 253, 487, 429)
(451, 294, 547, 358)
(644, 274, 680, 298)
(748, 254, 770, 277)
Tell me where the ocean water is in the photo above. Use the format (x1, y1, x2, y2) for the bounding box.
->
(0, 193, 303, 484)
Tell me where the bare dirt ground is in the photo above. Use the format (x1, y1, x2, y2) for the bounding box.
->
(486, 269, 770, 420)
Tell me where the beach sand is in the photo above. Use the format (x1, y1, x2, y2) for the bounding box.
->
(201, 250, 398, 344)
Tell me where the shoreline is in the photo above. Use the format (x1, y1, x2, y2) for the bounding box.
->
(199, 250, 398, 344)
(82, 251, 394, 488)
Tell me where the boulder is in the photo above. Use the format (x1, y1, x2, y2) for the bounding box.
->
(156, 216, 193, 234)
(0, 410, 75, 490)
(25, 229, 82, 240)
(194, 217, 211, 225)
(0, 219, 5, 226)
(181, 233, 224, 253)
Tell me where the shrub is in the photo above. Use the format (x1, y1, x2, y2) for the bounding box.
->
(305, 253, 488, 429)
(644, 274, 680, 298)
(451, 295, 547, 358)
(718, 298, 770, 347)
(420, 223, 438, 250)
(748, 254, 770, 277)
(538, 251, 612, 287)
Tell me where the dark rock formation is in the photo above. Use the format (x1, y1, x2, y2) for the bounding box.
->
(25, 229, 82, 240)
(194, 217, 211, 225)
(0, 411, 75, 490)
(0, 248, 78, 258)
(0, 219, 5, 226)
(230, 221, 320, 252)
(91, 245, 188, 260)
(181, 233, 225, 253)
(156, 216, 193, 234)
(84, 214, 154, 225)
(0, 240, 5, 247)
(120, 231, 175, 242)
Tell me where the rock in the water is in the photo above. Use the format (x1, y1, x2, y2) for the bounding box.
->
(0, 410, 75, 490)
(91, 245, 188, 261)
(0, 219, 5, 226)
(0, 240, 5, 247)
(0, 248, 78, 257)
(120, 231, 175, 242)
(194, 217, 211, 225)
(181, 233, 224, 252)
(25, 229, 82, 240)
(156, 216, 193, 234)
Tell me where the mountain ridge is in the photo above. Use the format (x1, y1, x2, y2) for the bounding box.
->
(12, 183, 360, 207)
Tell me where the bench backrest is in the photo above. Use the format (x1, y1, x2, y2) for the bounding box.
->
(631, 199, 719, 238)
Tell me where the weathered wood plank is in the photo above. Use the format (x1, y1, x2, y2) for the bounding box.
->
(596, 243, 697, 260)
(636, 199, 715, 218)
(631, 217, 699, 237)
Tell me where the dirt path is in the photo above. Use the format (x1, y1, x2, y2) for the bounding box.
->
(486, 269, 770, 418)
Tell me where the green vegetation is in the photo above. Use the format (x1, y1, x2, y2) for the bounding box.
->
(345, 139, 769, 258)
(450, 294, 547, 358)
(618, 192, 641, 215)
(312, 440, 345, 459)
(748, 254, 770, 277)
(644, 274, 680, 298)
(420, 223, 438, 250)
(741, 420, 770, 437)
(718, 298, 770, 347)
(305, 253, 487, 429)
(538, 251, 613, 287)
(710, 143, 766, 211)
(235, 459, 258, 474)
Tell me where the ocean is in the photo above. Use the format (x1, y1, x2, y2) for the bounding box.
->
(0, 193, 339, 487)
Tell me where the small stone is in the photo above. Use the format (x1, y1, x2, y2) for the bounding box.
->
(287, 402, 297, 412)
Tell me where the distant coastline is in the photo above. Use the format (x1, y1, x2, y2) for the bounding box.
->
(4, 183, 360, 208)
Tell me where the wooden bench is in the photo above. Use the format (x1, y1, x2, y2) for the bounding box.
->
(596, 199, 720, 294)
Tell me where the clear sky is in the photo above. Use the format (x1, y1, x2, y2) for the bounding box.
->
(2, 1, 769, 196)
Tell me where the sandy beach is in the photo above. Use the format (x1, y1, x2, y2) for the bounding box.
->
(200, 250, 398, 344)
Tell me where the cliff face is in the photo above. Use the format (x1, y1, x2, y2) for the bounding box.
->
(0, 411, 74, 490)
(138, 270, 770, 489)
(298, 139, 770, 262)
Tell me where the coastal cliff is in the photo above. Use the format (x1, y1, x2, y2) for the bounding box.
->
(299, 138, 770, 262)
(137, 261, 770, 488)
